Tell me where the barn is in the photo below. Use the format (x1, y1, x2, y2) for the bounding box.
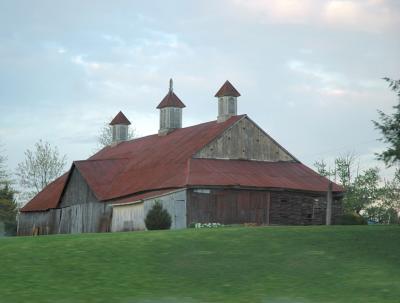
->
(18, 80, 343, 235)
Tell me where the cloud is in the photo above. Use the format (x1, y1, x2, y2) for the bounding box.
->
(233, 0, 400, 32)
(324, 0, 399, 32)
(68, 29, 199, 111)
(71, 55, 108, 73)
(286, 59, 393, 108)
(287, 60, 346, 85)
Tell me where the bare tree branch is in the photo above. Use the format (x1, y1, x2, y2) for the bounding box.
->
(16, 140, 67, 202)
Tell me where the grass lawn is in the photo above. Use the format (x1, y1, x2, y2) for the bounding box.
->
(0, 225, 399, 303)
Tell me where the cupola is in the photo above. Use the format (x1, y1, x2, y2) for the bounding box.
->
(157, 79, 186, 135)
(109, 111, 131, 143)
(215, 80, 241, 123)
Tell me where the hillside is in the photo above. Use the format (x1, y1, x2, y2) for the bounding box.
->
(0, 225, 399, 303)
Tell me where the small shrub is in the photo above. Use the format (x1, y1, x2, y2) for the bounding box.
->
(338, 213, 368, 225)
(145, 201, 172, 230)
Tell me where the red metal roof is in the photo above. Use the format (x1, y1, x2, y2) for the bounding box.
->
(215, 80, 241, 97)
(20, 173, 68, 212)
(20, 114, 343, 212)
(187, 159, 343, 192)
(156, 91, 186, 109)
(109, 111, 131, 125)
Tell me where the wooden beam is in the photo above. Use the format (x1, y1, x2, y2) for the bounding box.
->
(326, 181, 333, 225)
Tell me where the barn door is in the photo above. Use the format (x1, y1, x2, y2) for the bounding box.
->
(255, 192, 270, 225)
(173, 199, 186, 229)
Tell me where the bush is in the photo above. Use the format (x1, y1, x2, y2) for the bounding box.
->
(338, 213, 368, 225)
(145, 201, 172, 230)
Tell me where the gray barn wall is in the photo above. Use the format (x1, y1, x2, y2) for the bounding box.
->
(111, 190, 187, 232)
(194, 117, 294, 162)
(59, 168, 99, 207)
(18, 211, 53, 236)
(112, 203, 145, 232)
(18, 168, 111, 236)
(57, 168, 112, 233)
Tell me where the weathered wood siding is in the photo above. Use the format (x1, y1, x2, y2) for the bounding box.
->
(17, 211, 53, 236)
(57, 202, 111, 233)
(111, 203, 145, 232)
(187, 188, 270, 225)
(18, 168, 111, 236)
(194, 117, 294, 161)
(59, 168, 98, 207)
(57, 168, 111, 233)
(187, 188, 342, 226)
(111, 190, 187, 232)
(269, 192, 342, 225)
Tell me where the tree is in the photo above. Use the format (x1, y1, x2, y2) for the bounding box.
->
(0, 184, 18, 236)
(96, 120, 135, 150)
(314, 159, 331, 178)
(346, 168, 380, 214)
(365, 169, 400, 224)
(373, 78, 400, 167)
(0, 143, 9, 186)
(16, 140, 67, 201)
(0, 145, 18, 236)
(314, 155, 380, 214)
(145, 201, 172, 230)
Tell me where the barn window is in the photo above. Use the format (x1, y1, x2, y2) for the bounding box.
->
(312, 201, 321, 219)
(228, 97, 235, 114)
(194, 189, 211, 194)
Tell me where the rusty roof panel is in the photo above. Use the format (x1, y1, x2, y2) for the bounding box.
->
(20, 173, 69, 212)
(187, 159, 343, 193)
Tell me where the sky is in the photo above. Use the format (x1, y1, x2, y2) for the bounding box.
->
(0, 0, 399, 187)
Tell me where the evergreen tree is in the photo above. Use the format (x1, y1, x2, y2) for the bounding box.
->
(145, 201, 172, 230)
(0, 146, 18, 236)
(0, 184, 18, 236)
(373, 78, 400, 167)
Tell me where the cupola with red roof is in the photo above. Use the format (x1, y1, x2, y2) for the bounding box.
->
(215, 80, 241, 123)
(157, 79, 186, 135)
(109, 111, 131, 144)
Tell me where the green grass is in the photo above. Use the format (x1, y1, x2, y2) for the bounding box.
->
(1, 225, 399, 303)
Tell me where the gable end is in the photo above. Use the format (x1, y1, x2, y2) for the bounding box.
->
(59, 166, 100, 208)
(194, 117, 297, 162)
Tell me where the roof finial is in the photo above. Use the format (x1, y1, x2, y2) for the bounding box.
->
(169, 78, 173, 93)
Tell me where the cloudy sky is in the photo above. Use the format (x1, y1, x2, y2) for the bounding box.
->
(1, 0, 399, 182)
